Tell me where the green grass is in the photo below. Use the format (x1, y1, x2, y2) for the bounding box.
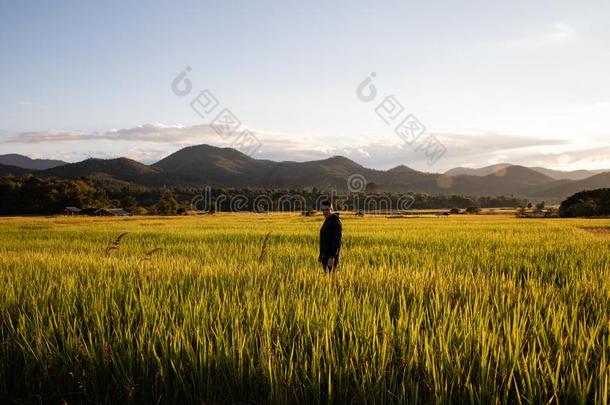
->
(1, 214, 609, 404)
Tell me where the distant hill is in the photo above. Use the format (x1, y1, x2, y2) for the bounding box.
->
(0, 153, 67, 170)
(444, 164, 512, 177)
(527, 172, 610, 199)
(529, 167, 608, 181)
(0, 163, 31, 176)
(445, 163, 608, 181)
(5, 145, 610, 199)
(152, 144, 276, 187)
(39, 157, 163, 188)
(438, 166, 555, 196)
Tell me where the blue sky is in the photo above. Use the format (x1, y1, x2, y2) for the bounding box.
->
(1, 0, 609, 171)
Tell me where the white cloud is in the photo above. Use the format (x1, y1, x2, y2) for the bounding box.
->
(4, 129, 91, 143)
(3, 124, 211, 145)
(584, 101, 610, 113)
(510, 145, 610, 171)
(505, 21, 577, 48)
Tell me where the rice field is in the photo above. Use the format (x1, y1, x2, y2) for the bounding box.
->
(1, 214, 609, 404)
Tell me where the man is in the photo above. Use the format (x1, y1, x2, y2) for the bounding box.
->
(318, 200, 342, 272)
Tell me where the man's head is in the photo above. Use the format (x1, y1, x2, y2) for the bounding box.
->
(321, 200, 333, 218)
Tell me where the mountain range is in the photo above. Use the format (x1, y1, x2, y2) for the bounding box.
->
(1, 147, 609, 200)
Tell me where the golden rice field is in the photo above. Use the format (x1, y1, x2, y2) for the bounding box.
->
(1, 214, 610, 404)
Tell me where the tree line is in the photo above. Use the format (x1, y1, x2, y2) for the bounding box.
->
(1, 173, 532, 215)
(0, 174, 178, 215)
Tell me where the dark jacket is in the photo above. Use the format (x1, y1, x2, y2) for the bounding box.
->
(319, 213, 342, 259)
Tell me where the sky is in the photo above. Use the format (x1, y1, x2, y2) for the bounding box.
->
(1, 0, 609, 172)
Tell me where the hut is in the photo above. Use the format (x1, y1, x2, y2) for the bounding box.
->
(63, 206, 82, 216)
(94, 208, 131, 216)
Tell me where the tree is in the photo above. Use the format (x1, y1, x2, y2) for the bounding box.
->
(536, 201, 545, 210)
(121, 196, 139, 213)
(0, 174, 109, 215)
(560, 189, 610, 217)
(465, 206, 481, 214)
(155, 190, 178, 215)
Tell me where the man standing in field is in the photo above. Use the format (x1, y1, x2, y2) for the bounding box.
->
(319, 200, 342, 272)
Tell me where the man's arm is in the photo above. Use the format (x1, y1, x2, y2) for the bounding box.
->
(330, 219, 342, 257)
